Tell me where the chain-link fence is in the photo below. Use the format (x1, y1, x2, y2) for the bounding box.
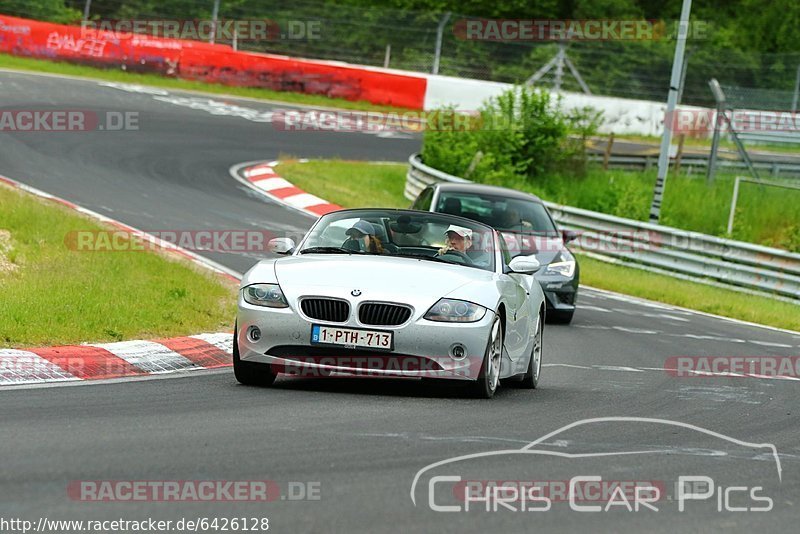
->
(722, 84, 800, 112)
(2, 0, 796, 108)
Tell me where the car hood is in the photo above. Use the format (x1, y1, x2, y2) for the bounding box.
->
(272, 255, 498, 311)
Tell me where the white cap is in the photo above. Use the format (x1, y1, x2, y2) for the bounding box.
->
(445, 225, 473, 239)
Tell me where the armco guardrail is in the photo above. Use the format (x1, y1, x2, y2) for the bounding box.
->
(405, 154, 800, 301)
(586, 154, 800, 178)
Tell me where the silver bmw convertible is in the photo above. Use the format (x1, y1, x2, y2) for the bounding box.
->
(234, 208, 546, 398)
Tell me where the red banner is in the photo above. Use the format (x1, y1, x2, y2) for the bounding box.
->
(0, 15, 426, 109)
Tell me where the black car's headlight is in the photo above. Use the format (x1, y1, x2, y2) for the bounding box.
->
(544, 259, 576, 277)
(242, 283, 289, 308)
(425, 298, 487, 323)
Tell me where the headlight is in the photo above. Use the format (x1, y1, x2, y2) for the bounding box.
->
(545, 260, 575, 278)
(425, 299, 487, 323)
(242, 283, 289, 308)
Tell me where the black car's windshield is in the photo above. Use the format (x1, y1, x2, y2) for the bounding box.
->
(436, 191, 558, 235)
(298, 210, 496, 271)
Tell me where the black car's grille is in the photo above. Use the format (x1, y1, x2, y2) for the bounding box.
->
(301, 298, 350, 323)
(359, 303, 412, 326)
(556, 291, 576, 305)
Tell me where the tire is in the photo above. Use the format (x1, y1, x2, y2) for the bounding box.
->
(547, 309, 574, 324)
(519, 312, 544, 389)
(470, 316, 503, 399)
(233, 326, 277, 387)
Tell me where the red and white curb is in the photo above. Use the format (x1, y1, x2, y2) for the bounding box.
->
(0, 334, 233, 386)
(232, 160, 341, 218)
(0, 173, 243, 387)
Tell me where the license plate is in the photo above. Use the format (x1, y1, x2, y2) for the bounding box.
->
(311, 325, 393, 350)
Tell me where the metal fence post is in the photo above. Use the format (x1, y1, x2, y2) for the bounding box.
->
(707, 78, 726, 184)
(792, 64, 800, 113)
(383, 44, 392, 69)
(210, 0, 221, 44)
(727, 176, 741, 235)
(677, 47, 693, 105)
(707, 102, 723, 184)
(83, 0, 92, 21)
(673, 134, 685, 176)
(432, 12, 451, 75)
(649, 0, 693, 224)
(603, 133, 614, 170)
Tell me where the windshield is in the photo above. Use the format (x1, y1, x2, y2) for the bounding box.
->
(436, 191, 558, 235)
(298, 210, 496, 272)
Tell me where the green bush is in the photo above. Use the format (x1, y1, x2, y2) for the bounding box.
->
(421, 87, 601, 185)
(2, 0, 80, 23)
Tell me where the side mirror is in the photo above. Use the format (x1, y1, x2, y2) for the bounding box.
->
(268, 238, 296, 255)
(508, 255, 541, 274)
(562, 229, 578, 244)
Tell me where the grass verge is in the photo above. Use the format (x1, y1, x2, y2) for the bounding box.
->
(0, 53, 413, 113)
(0, 183, 236, 348)
(576, 254, 800, 331)
(276, 158, 799, 331)
(278, 159, 408, 208)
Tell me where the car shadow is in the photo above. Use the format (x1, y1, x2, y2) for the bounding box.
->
(233, 375, 553, 400)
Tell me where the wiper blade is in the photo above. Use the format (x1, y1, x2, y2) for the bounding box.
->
(299, 246, 360, 255)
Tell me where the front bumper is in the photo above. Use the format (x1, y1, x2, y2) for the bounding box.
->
(236, 296, 495, 381)
(536, 271, 579, 312)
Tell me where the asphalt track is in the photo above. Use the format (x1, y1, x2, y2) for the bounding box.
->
(1, 70, 800, 533)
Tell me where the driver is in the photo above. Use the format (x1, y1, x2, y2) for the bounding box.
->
(437, 225, 473, 256)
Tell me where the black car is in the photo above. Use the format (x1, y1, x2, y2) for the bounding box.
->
(411, 182, 579, 324)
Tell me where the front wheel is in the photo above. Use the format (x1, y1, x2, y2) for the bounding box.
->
(470, 316, 503, 399)
(519, 312, 544, 389)
(233, 327, 277, 387)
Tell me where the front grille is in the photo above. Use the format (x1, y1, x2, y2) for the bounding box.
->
(359, 303, 412, 326)
(301, 298, 350, 323)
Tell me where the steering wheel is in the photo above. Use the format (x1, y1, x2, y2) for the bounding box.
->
(440, 249, 475, 266)
(342, 237, 363, 252)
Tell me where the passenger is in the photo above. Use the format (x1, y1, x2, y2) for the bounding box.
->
(343, 220, 385, 254)
(440, 197, 462, 217)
